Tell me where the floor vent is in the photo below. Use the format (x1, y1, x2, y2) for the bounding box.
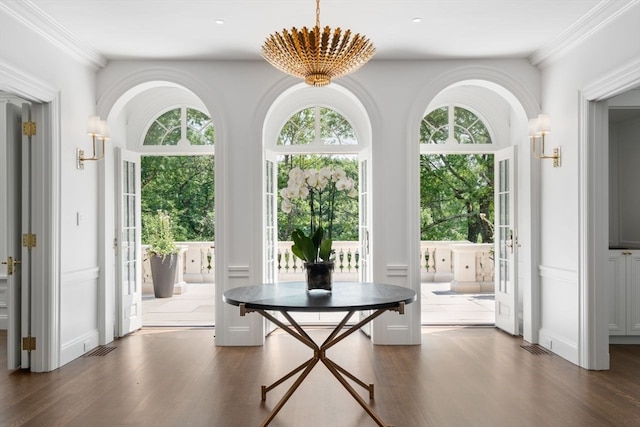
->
(521, 344, 551, 355)
(84, 346, 117, 357)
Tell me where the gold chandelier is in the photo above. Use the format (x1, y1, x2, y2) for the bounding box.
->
(261, 0, 375, 87)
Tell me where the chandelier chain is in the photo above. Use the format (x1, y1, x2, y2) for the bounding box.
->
(316, 0, 320, 28)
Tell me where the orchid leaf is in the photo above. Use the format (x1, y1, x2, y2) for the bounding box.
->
(319, 238, 332, 262)
(291, 228, 316, 262)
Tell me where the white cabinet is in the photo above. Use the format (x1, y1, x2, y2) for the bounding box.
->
(608, 250, 640, 336)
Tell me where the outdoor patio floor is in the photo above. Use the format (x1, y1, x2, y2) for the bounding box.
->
(142, 281, 495, 327)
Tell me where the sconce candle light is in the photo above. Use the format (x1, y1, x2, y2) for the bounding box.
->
(528, 113, 561, 167)
(77, 115, 110, 170)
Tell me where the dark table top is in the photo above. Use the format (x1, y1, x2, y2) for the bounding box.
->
(223, 281, 417, 312)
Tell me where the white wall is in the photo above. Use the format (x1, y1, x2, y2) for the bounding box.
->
(5, 1, 637, 369)
(0, 10, 101, 366)
(96, 58, 540, 347)
(538, 3, 640, 365)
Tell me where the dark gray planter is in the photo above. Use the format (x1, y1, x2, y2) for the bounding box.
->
(150, 253, 178, 298)
(304, 261, 334, 292)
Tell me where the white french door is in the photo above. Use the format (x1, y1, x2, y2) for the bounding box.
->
(264, 154, 278, 336)
(116, 148, 142, 336)
(494, 146, 519, 335)
(359, 156, 371, 284)
(358, 152, 373, 335)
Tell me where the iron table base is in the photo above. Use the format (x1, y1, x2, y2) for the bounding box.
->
(239, 303, 404, 427)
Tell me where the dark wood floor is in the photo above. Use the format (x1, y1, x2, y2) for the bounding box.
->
(0, 327, 639, 427)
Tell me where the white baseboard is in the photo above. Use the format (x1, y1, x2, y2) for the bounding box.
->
(539, 328, 579, 365)
(60, 329, 100, 366)
(609, 335, 640, 344)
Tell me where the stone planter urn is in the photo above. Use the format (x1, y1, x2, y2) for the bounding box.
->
(150, 253, 178, 298)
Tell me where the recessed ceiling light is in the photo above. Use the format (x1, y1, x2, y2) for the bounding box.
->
(215, 19, 225, 25)
(412, 17, 422, 23)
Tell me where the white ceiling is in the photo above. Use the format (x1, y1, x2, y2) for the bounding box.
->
(3, 0, 627, 65)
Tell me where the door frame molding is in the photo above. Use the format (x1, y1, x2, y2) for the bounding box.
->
(579, 57, 640, 370)
(0, 59, 61, 372)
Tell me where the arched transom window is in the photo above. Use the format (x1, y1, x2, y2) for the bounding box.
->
(277, 106, 357, 146)
(144, 106, 214, 146)
(421, 105, 491, 145)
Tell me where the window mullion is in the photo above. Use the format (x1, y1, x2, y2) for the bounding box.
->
(180, 106, 187, 145)
(313, 106, 322, 145)
(446, 105, 457, 145)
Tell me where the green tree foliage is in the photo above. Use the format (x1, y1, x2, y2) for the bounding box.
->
(144, 109, 181, 146)
(278, 107, 357, 146)
(420, 105, 495, 243)
(278, 108, 315, 146)
(139, 104, 494, 247)
(421, 106, 491, 145)
(143, 107, 214, 146)
(141, 156, 215, 242)
(186, 108, 215, 146)
(420, 154, 494, 243)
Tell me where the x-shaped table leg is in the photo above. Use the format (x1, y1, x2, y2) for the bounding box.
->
(240, 305, 402, 427)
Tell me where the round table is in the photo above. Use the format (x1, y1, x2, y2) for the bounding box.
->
(223, 281, 416, 427)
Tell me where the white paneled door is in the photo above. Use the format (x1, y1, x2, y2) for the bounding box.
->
(4, 102, 28, 369)
(494, 146, 519, 335)
(116, 148, 142, 336)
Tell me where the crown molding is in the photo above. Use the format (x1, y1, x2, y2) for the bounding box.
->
(582, 56, 640, 101)
(0, 59, 58, 102)
(529, 0, 639, 69)
(0, 0, 108, 69)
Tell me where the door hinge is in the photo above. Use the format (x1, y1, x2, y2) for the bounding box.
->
(23, 233, 37, 249)
(22, 121, 36, 137)
(22, 336, 36, 352)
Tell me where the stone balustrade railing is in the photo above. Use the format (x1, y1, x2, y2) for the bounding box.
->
(142, 240, 495, 293)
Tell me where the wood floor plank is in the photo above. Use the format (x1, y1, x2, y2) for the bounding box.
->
(1, 327, 639, 427)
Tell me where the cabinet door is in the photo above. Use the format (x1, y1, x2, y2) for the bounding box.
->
(627, 251, 640, 335)
(607, 251, 626, 335)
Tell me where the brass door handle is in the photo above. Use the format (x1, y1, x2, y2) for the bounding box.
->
(1, 256, 21, 276)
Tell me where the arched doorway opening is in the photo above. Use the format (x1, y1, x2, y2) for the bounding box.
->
(416, 79, 537, 339)
(102, 82, 216, 334)
(262, 83, 373, 328)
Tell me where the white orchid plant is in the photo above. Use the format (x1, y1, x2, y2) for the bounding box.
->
(281, 166, 357, 264)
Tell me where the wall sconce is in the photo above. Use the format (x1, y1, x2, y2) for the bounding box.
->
(528, 113, 561, 167)
(77, 115, 110, 170)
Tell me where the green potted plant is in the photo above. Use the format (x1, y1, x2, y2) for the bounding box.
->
(145, 210, 179, 298)
(281, 166, 357, 292)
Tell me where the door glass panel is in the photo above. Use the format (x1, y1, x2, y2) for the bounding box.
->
(360, 159, 368, 282)
(499, 159, 509, 191)
(265, 159, 276, 283)
(123, 160, 138, 295)
(497, 159, 511, 294)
